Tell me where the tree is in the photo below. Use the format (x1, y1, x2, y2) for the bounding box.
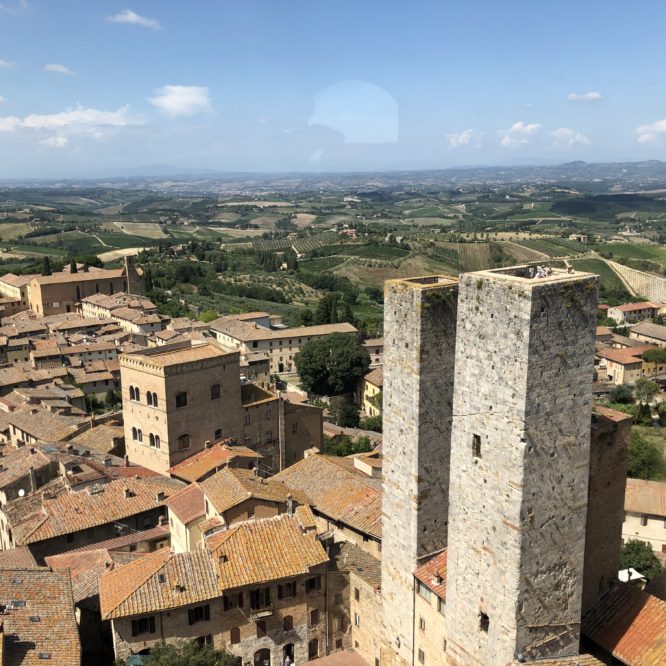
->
(609, 384, 633, 404)
(294, 333, 370, 396)
(628, 430, 662, 480)
(321, 434, 372, 457)
(360, 414, 382, 432)
(634, 378, 659, 405)
(620, 539, 663, 581)
(143, 640, 239, 666)
(331, 399, 360, 427)
(69, 258, 78, 274)
(41, 256, 52, 276)
(632, 402, 653, 426)
(105, 390, 120, 409)
(198, 309, 218, 323)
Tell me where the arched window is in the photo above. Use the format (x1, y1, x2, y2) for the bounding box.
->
(147, 393, 153, 406)
(152, 392, 158, 407)
(178, 434, 190, 451)
(283, 615, 293, 631)
(230, 627, 240, 644)
(131, 427, 138, 441)
(154, 435, 160, 449)
(137, 429, 143, 443)
(149, 433, 155, 447)
(135, 389, 141, 403)
(129, 386, 136, 401)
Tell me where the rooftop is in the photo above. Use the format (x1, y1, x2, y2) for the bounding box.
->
(0, 567, 81, 666)
(631, 320, 666, 342)
(210, 316, 358, 343)
(385, 275, 458, 291)
(414, 549, 447, 601)
(612, 301, 663, 312)
(470, 265, 596, 286)
(121, 340, 233, 368)
(164, 483, 205, 525)
(274, 454, 382, 539)
(168, 442, 261, 483)
(625, 478, 666, 516)
(364, 367, 383, 388)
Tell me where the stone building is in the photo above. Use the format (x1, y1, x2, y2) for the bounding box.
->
(381, 276, 458, 666)
(445, 267, 598, 664)
(622, 477, 666, 562)
(120, 340, 244, 475)
(99, 509, 330, 665)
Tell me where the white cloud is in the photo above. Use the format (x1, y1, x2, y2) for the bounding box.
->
(0, 116, 20, 132)
(0, 59, 16, 69)
(0, 96, 4, 105)
(40, 135, 68, 148)
(22, 105, 138, 129)
(567, 91, 603, 102)
(636, 119, 666, 143)
(448, 128, 483, 148)
(499, 121, 542, 147)
(148, 85, 212, 117)
(107, 9, 161, 30)
(552, 127, 590, 147)
(44, 63, 75, 76)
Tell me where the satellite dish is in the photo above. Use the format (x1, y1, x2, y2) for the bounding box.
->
(18, 489, 25, 497)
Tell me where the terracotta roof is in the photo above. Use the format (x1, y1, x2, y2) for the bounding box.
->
(0, 567, 81, 666)
(414, 549, 447, 600)
(99, 547, 218, 619)
(631, 321, 666, 342)
(122, 340, 232, 368)
(4, 409, 88, 442)
(165, 483, 205, 525)
(0, 546, 37, 568)
(66, 524, 169, 553)
(46, 548, 146, 611)
(613, 301, 662, 313)
(363, 338, 384, 347)
(364, 367, 383, 388)
(583, 582, 666, 664)
(596, 345, 655, 365)
(0, 446, 51, 490)
(168, 442, 261, 483)
(511, 657, 603, 666)
(207, 511, 328, 591)
(68, 424, 125, 455)
(0, 273, 34, 287)
(31, 267, 125, 286)
(274, 454, 382, 539)
(625, 478, 666, 516)
(329, 541, 381, 591)
(200, 467, 306, 516)
(596, 326, 612, 336)
(210, 316, 358, 343)
(7, 476, 182, 546)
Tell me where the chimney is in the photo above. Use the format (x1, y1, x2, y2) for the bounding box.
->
(286, 494, 295, 516)
(205, 440, 212, 449)
(158, 514, 168, 526)
(124, 488, 135, 499)
(156, 491, 166, 503)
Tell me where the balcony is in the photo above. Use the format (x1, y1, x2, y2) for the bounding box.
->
(249, 603, 274, 620)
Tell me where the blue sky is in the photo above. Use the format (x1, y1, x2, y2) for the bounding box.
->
(0, 0, 665, 176)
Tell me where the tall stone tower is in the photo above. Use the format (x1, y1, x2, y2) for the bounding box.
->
(381, 276, 458, 665)
(445, 266, 598, 665)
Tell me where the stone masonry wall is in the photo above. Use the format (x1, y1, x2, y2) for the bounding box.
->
(382, 276, 458, 666)
(445, 270, 598, 665)
(582, 407, 631, 612)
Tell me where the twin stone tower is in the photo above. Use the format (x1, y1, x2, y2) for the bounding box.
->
(381, 266, 611, 665)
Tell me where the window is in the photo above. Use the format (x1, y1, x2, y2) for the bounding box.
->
(188, 604, 210, 625)
(137, 429, 143, 443)
(641, 515, 648, 526)
(131, 616, 156, 636)
(256, 620, 266, 637)
(354, 613, 360, 627)
(277, 582, 297, 599)
(230, 626, 240, 644)
(438, 598, 445, 616)
(132, 427, 138, 441)
(308, 639, 319, 659)
(210, 384, 221, 400)
(265, 431, 273, 443)
(215, 428, 223, 440)
(336, 639, 343, 650)
(416, 581, 432, 603)
(155, 435, 160, 449)
(178, 434, 190, 451)
(283, 615, 293, 631)
(443, 639, 447, 652)
(196, 635, 212, 647)
(354, 587, 360, 601)
(223, 593, 243, 611)
(129, 386, 136, 401)
(175, 392, 188, 408)
(472, 434, 481, 458)
(249, 587, 271, 610)
(147, 392, 153, 406)
(292, 423, 298, 434)
(479, 611, 489, 633)
(305, 576, 321, 593)
(418, 648, 425, 664)
(338, 616, 345, 631)
(266, 410, 271, 420)
(419, 616, 426, 631)
(334, 593, 343, 605)
(149, 434, 155, 447)
(244, 414, 251, 425)
(310, 609, 319, 625)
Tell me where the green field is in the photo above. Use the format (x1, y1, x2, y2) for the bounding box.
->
(570, 258, 626, 292)
(593, 243, 666, 264)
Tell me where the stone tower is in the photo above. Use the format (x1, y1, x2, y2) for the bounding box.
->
(445, 266, 598, 665)
(381, 276, 458, 665)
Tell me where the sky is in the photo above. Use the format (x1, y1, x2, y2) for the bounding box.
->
(1, 0, 666, 177)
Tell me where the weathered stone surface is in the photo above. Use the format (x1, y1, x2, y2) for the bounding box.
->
(381, 276, 458, 665)
(445, 268, 598, 665)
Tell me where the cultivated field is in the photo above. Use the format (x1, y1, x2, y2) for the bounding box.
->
(114, 222, 168, 239)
